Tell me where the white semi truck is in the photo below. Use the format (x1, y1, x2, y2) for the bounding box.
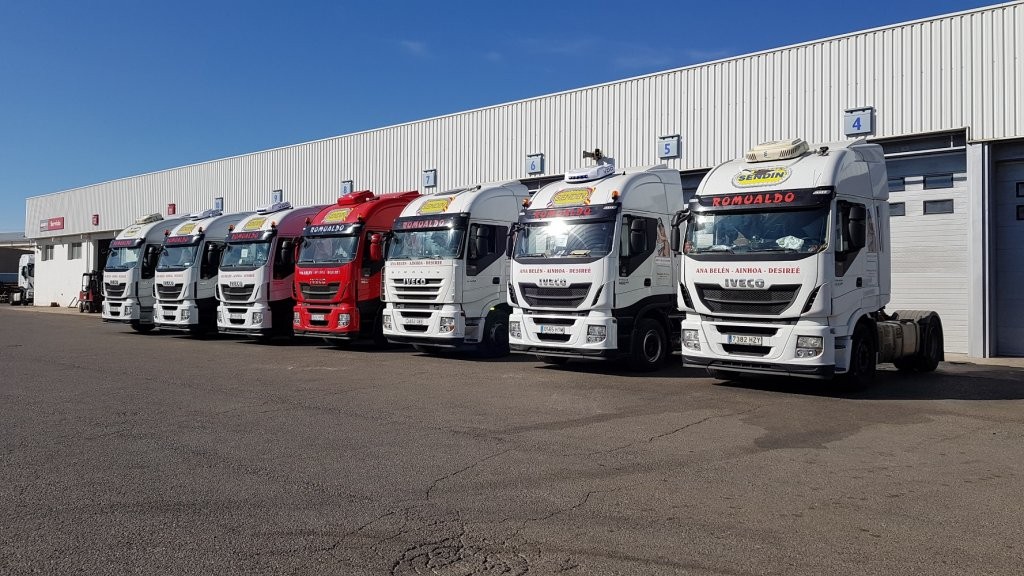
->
(381, 181, 530, 355)
(671, 138, 944, 386)
(154, 209, 251, 334)
(216, 202, 324, 338)
(102, 213, 186, 331)
(8, 254, 34, 305)
(508, 157, 685, 370)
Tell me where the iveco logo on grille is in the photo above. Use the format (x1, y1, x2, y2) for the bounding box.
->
(537, 278, 568, 288)
(402, 278, 427, 285)
(109, 280, 121, 286)
(723, 278, 766, 289)
(229, 281, 244, 288)
(162, 280, 175, 286)
(309, 278, 328, 286)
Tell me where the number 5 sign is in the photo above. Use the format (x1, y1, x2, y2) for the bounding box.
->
(844, 107, 875, 136)
(658, 135, 680, 159)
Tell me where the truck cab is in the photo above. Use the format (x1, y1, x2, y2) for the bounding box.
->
(153, 209, 251, 334)
(9, 254, 34, 305)
(293, 190, 420, 343)
(382, 181, 529, 355)
(673, 138, 944, 386)
(102, 213, 185, 331)
(508, 158, 685, 370)
(216, 202, 325, 338)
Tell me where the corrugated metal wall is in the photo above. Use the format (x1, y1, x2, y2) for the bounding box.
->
(26, 2, 1023, 239)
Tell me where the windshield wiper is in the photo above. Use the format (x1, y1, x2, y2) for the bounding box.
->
(517, 252, 547, 258)
(706, 245, 735, 253)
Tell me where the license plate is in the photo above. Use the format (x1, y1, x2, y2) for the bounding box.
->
(229, 313, 244, 320)
(539, 325, 566, 334)
(404, 318, 426, 325)
(728, 335, 763, 345)
(311, 313, 326, 322)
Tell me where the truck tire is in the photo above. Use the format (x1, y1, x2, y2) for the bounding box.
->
(130, 321, 155, 334)
(479, 311, 510, 358)
(915, 315, 943, 373)
(842, 324, 877, 390)
(536, 355, 568, 365)
(629, 318, 668, 372)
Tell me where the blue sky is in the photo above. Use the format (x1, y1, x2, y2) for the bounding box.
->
(0, 0, 997, 232)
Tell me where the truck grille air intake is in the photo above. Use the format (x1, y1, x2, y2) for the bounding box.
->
(388, 278, 443, 302)
(694, 284, 800, 315)
(299, 283, 341, 301)
(156, 283, 184, 299)
(518, 283, 591, 308)
(104, 282, 127, 298)
(220, 283, 255, 302)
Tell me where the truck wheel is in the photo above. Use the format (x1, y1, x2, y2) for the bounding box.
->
(130, 321, 155, 334)
(479, 311, 510, 358)
(915, 316, 943, 373)
(629, 318, 667, 372)
(843, 324, 877, 390)
(537, 355, 568, 365)
(893, 357, 916, 372)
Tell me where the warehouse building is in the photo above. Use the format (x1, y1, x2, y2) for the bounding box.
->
(23, 2, 1024, 357)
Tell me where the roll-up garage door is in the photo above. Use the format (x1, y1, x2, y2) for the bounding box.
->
(883, 149, 969, 354)
(993, 144, 1024, 356)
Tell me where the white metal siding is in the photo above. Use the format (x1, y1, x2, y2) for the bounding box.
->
(25, 2, 1023, 240)
(887, 172, 970, 353)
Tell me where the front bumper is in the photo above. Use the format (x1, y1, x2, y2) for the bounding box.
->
(680, 316, 835, 379)
(508, 308, 618, 358)
(154, 299, 199, 329)
(293, 303, 360, 339)
(382, 305, 483, 347)
(217, 301, 272, 335)
(102, 297, 151, 323)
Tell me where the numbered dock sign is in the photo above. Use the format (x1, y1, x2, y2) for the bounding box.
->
(658, 135, 681, 159)
(525, 153, 544, 175)
(844, 107, 874, 136)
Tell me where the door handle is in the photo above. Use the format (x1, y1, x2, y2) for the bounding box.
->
(492, 277, 500, 285)
(644, 278, 652, 287)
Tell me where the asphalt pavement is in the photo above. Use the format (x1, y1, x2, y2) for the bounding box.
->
(2, 306, 1023, 575)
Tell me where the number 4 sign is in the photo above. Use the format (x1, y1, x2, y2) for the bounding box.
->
(844, 107, 874, 136)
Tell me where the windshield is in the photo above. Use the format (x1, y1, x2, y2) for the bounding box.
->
(298, 235, 359, 265)
(514, 219, 615, 259)
(157, 245, 199, 271)
(105, 246, 142, 271)
(685, 207, 829, 255)
(221, 241, 271, 270)
(388, 228, 465, 260)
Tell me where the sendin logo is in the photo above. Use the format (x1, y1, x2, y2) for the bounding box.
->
(417, 197, 452, 215)
(121, 226, 142, 238)
(732, 167, 790, 188)
(177, 223, 197, 235)
(242, 217, 266, 231)
(322, 209, 352, 223)
(548, 188, 592, 208)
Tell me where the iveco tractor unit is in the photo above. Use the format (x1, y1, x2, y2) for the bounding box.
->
(8, 254, 34, 306)
(154, 209, 251, 334)
(216, 202, 324, 338)
(382, 181, 530, 355)
(101, 213, 185, 331)
(671, 138, 944, 386)
(293, 190, 420, 343)
(508, 154, 685, 370)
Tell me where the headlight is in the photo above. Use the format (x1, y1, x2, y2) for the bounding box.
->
(682, 329, 700, 351)
(795, 335, 823, 358)
(293, 311, 300, 325)
(586, 325, 606, 343)
(338, 313, 351, 328)
(510, 321, 521, 339)
(382, 314, 392, 330)
(252, 311, 263, 324)
(439, 316, 455, 333)
(123, 304, 133, 316)
(181, 308, 191, 321)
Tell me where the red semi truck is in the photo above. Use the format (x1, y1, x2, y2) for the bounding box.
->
(293, 190, 420, 343)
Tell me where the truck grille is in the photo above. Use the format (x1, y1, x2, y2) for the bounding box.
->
(156, 283, 184, 300)
(221, 283, 256, 302)
(694, 284, 800, 315)
(299, 282, 340, 301)
(104, 282, 127, 298)
(519, 283, 591, 309)
(388, 278, 443, 302)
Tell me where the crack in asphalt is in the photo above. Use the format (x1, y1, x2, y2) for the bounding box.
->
(425, 448, 512, 501)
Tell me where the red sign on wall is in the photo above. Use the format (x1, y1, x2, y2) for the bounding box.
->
(39, 217, 65, 232)
(92, 214, 100, 226)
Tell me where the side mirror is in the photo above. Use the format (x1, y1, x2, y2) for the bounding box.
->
(369, 233, 383, 262)
(847, 205, 866, 250)
(628, 218, 646, 256)
(20, 267, 28, 279)
(505, 227, 517, 258)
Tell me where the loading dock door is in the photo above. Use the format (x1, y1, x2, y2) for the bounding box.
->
(994, 157, 1024, 356)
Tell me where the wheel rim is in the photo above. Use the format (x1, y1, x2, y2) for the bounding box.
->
(642, 329, 662, 363)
